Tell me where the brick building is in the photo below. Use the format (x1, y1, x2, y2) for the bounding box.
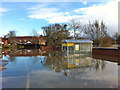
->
(2, 36, 46, 47)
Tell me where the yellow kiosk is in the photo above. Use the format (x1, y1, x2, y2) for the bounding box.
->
(61, 39, 93, 56)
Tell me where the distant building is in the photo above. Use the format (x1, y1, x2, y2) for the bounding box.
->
(2, 36, 47, 47)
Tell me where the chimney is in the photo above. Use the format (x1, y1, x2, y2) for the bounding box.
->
(4, 35, 6, 38)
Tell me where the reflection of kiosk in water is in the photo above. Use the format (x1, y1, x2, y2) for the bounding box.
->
(61, 39, 93, 69)
(62, 56, 93, 69)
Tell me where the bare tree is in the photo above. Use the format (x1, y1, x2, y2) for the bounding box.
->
(7, 30, 16, 38)
(30, 29, 39, 36)
(6, 30, 16, 45)
(117, 35, 120, 46)
(31, 37, 39, 49)
(68, 19, 83, 39)
(112, 32, 119, 47)
(42, 24, 70, 46)
(100, 35, 112, 47)
(29, 29, 39, 48)
(112, 32, 120, 46)
(84, 20, 108, 46)
(112, 32, 118, 40)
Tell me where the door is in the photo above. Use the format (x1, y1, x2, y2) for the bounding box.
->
(75, 44, 79, 51)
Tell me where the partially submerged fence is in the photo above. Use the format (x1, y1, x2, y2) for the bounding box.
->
(92, 47, 120, 65)
(92, 47, 120, 57)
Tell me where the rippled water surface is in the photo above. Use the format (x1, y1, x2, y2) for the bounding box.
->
(0, 49, 118, 88)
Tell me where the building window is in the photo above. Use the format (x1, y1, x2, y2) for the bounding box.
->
(63, 46, 67, 51)
(69, 46, 73, 51)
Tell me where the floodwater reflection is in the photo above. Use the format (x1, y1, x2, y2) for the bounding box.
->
(1, 49, 118, 88)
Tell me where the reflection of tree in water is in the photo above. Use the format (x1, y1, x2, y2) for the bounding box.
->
(31, 56, 40, 64)
(42, 51, 63, 73)
(101, 61, 106, 70)
(95, 60, 100, 71)
(8, 56, 16, 63)
(30, 49, 41, 64)
(6, 49, 16, 63)
(93, 59, 106, 71)
(64, 71, 68, 76)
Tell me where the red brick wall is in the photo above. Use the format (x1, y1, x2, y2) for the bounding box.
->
(117, 47, 120, 57)
(42, 46, 61, 52)
(42, 46, 53, 51)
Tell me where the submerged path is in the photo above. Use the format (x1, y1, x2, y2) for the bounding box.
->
(24, 60, 30, 89)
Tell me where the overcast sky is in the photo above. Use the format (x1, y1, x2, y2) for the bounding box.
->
(0, 0, 119, 37)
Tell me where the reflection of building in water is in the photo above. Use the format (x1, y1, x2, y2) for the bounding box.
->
(62, 55, 93, 69)
(0, 60, 8, 71)
(61, 39, 93, 56)
(3, 49, 47, 57)
(0, 37, 3, 58)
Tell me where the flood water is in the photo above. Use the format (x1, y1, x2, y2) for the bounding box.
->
(0, 49, 118, 88)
